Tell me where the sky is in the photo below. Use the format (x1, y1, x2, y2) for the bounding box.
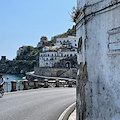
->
(0, 0, 76, 60)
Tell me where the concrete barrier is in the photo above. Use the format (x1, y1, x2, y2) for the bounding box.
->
(23, 79, 29, 90)
(44, 79, 48, 88)
(11, 80, 17, 92)
(68, 80, 72, 87)
(34, 79, 38, 89)
(55, 79, 59, 87)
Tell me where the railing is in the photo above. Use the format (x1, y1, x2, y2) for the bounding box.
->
(3, 79, 76, 93)
(3, 81, 24, 92)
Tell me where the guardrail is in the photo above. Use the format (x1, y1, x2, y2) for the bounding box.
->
(3, 81, 24, 92)
(3, 79, 76, 93)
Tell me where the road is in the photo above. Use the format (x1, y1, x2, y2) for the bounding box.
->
(0, 88, 76, 120)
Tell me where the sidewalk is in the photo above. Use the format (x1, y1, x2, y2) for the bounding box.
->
(68, 109, 76, 120)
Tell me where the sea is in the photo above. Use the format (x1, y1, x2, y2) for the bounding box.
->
(1, 73, 25, 92)
(2, 73, 25, 82)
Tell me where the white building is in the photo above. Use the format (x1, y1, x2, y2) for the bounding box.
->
(39, 36, 77, 67)
(76, 0, 120, 120)
(56, 36, 77, 48)
(39, 51, 77, 67)
(42, 46, 60, 52)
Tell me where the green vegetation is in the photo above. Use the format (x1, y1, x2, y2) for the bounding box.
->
(61, 25, 76, 38)
(16, 60, 37, 69)
(53, 25, 76, 38)
(42, 38, 56, 46)
(16, 46, 42, 61)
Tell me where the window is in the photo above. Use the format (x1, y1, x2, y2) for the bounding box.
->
(108, 27, 120, 54)
(50, 58, 54, 60)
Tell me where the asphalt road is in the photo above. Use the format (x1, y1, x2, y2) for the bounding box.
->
(0, 88, 76, 120)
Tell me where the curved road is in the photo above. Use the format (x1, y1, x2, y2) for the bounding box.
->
(0, 88, 76, 120)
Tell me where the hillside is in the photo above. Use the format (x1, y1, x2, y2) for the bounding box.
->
(0, 25, 76, 74)
(52, 25, 76, 39)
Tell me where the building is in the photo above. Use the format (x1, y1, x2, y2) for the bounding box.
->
(39, 36, 77, 68)
(37, 36, 48, 48)
(42, 46, 59, 52)
(76, 0, 120, 120)
(37, 41, 43, 48)
(39, 50, 77, 68)
(56, 36, 77, 48)
(17, 46, 33, 56)
(40, 36, 48, 42)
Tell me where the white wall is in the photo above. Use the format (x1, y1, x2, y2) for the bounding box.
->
(56, 36, 77, 48)
(76, 0, 120, 120)
(77, 0, 102, 8)
(39, 52, 57, 67)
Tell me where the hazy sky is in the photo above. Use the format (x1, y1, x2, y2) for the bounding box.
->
(0, 0, 76, 60)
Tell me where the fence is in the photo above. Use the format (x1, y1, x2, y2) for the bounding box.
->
(3, 81, 24, 92)
(3, 79, 76, 93)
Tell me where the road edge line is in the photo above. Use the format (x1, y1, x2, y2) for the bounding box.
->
(58, 102, 76, 120)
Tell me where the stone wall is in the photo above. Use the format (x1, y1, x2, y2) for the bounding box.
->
(76, 0, 120, 120)
(34, 67, 77, 78)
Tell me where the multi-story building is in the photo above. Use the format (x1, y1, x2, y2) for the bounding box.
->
(42, 46, 59, 52)
(39, 36, 77, 68)
(39, 50, 77, 67)
(56, 36, 77, 48)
